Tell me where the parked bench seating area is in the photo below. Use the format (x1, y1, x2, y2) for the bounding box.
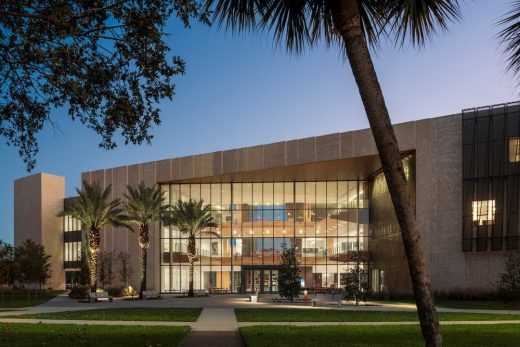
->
(312, 293, 343, 307)
(194, 289, 209, 297)
(89, 292, 113, 303)
(142, 290, 160, 300)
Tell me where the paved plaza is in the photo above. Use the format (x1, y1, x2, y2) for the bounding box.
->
(1, 293, 520, 346)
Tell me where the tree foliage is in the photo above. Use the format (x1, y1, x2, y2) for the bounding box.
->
(277, 244, 301, 303)
(0, 240, 14, 286)
(497, 252, 520, 303)
(14, 239, 52, 290)
(0, 0, 209, 171)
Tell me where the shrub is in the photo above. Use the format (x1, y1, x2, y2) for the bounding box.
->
(68, 286, 89, 300)
(497, 253, 520, 302)
(122, 286, 139, 297)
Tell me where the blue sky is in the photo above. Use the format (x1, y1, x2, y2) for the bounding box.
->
(0, 1, 516, 243)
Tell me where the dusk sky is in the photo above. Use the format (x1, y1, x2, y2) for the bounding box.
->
(0, 1, 517, 243)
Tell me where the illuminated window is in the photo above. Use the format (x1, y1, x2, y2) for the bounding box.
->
(509, 138, 520, 162)
(472, 200, 496, 225)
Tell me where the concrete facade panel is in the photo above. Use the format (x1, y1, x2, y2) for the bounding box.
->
(434, 115, 465, 292)
(193, 154, 207, 178)
(40, 174, 65, 290)
(316, 134, 340, 161)
(180, 156, 194, 179)
(297, 137, 315, 164)
(237, 148, 248, 172)
(14, 173, 65, 290)
(171, 158, 181, 181)
(222, 150, 237, 174)
(394, 121, 416, 151)
(14, 175, 42, 246)
(286, 140, 298, 166)
(247, 145, 264, 171)
(140, 161, 156, 187)
(156, 159, 171, 183)
(352, 129, 376, 157)
(128, 164, 140, 185)
(81, 172, 91, 185)
(264, 142, 285, 169)
(91, 170, 105, 187)
(340, 131, 354, 159)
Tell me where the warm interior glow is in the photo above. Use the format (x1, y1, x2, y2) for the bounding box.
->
(472, 200, 496, 225)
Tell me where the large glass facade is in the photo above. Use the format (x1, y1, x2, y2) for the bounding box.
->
(160, 181, 369, 294)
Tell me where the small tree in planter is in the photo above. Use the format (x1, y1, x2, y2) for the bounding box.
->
(98, 251, 115, 289)
(344, 267, 369, 305)
(497, 253, 520, 303)
(278, 244, 301, 303)
(117, 251, 133, 289)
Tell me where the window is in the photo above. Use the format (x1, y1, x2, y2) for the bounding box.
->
(509, 138, 520, 162)
(472, 200, 496, 225)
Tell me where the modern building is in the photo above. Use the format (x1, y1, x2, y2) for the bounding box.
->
(13, 102, 520, 295)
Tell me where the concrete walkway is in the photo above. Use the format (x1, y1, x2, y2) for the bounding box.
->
(2, 294, 520, 317)
(179, 308, 244, 347)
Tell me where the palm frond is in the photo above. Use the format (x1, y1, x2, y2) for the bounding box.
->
(171, 199, 218, 236)
(497, 1, 520, 79)
(205, 0, 259, 32)
(205, 0, 387, 54)
(59, 181, 126, 232)
(385, 0, 461, 47)
(121, 181, 172, 228)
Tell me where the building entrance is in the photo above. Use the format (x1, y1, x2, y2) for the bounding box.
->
(242, 267, 279, 293)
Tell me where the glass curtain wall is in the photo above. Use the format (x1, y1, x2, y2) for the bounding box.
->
(63, 214, 82, 287)
(160, 181, 369, 293)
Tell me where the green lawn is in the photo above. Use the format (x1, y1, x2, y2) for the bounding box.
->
(0, 323, 189, 347)
(235, 308, 520, 322)
(372, 299, 520, 310)
(0, 291, 61, 308)
(241, 324, 520, 347)
(17, 307, 202, 322)
(435, 299, 520, 310)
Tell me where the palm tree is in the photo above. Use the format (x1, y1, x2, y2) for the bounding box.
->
(203, 1, 462, 345)
(59, 181, 126, 292)
(171, 199, 217, 297)
(498, 1, 520, 79)
(121, 182, 172, 299)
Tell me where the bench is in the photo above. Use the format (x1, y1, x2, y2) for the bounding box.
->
(142, 290, 160, 300)
(194, 289, 209, 297)
(312, 293, 343, 307)
(89, 292, 113, 303)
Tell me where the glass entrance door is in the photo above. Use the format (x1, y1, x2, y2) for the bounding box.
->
(242, 268, 280, 293)
(271, 270, 279, 292)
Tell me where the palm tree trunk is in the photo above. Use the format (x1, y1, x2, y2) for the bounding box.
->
(139, 224, 149, 300)
(331, 1, 442, 346)
(187, 233, 196, 297)
(88, 229, 101, 292)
